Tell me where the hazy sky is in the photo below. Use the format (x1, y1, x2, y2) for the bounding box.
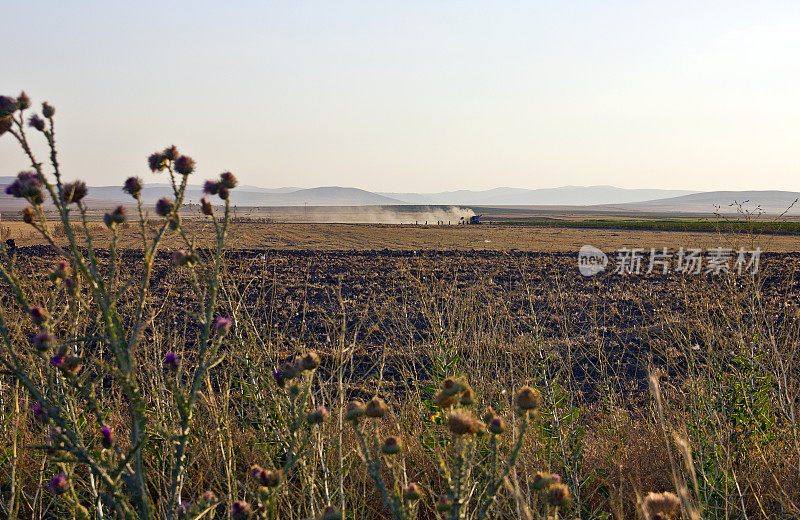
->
(2, 1, 799, 192)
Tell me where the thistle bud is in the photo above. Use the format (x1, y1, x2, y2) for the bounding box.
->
(50, 353, 65, 368)
(29, 306, 48, 325)
(103, 206, 126, 228)
(163, 352, 179, 371)
(402, 483, 422, 502)
(300, 351, 320, 370)
(171, 249, 196, 267)
(155, 197, 173, 217)
(200, 197, 214, 216)
(516, 386, 543, 413)
(279, 360, 298, 380)
(441, 377, 461, 396)
(28, 114, 45, 131)
(365, 397, 388, 418)
(203, 180, 220, 195)
(123, 176, 143, 198)
(213, 316, 232, 336)
(261, 469, 282, 488)
(446, 410, 483, 436)
(174, 155, 195, 175)
(381, 436, 401, 455)
(306, 406, 330, 425)
(49, 260, 69, 281)
(198, 490, 217, 506)
(531, 471, 554, 490)
(17, 91, 30, 110)
(0, 96, 17, 117)
(433, 390, 458, 409)
(100, 426, 115, 448)
(62, 181, 88, 204)
(345, 400, 365, 421)
(31, 332, 56, 352)
(320, 505, 342, 520)
(230, 501, 252, 520)
(41, 102, 55, 118)
(0, 116, 11, 136)
(48, 473, 70, 495)
(460, 384, 474, 406)
(61, 356, 83, 376)
(7, 171, 44, 202)
(546, 483, 570, 506)
(436, 495, 453, 512)
(148, 152, 166, 172)
(220, 171, 238, 189)
(32, 402, 48, 423)
(642, 492, 680, 519)
(218, 186, 230, 200)
(488, 416, 506, 435)
(22, 206, 36, 224)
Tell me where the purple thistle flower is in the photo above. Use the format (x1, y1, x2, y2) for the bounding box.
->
(0, 96, 17, 117)
(163, 145, 179, 161)
(31, 332, 57, 352)
(29, 306, 48, 325)
(213, 316, 232, 336)
(28, 114, 45, 131)
(218, 186, 230, 200)
(199, 490, 217, 506)
(48, 473, 69, 495)
(50, 353, 64, 367)
(17, 91, 30, 110)
(32, 402, 48, 422)
(104, 205, 126, 228)
(123, 176, 143, 198)
(230, 501, 252, 520)
(148, 152, 166, 172)
(155, 197, 173, 217)
(273, 369, 286, 388)
(174, 155, 196, 175)
(101, 426, 115, 448)
(219, 171, 237, 189)
(6, 171, 44, 203)
(163, 352, 179, 371)
(61, 181, 88, 204)
(203, 180, 220, 195)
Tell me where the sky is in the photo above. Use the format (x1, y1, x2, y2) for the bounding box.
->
(2, 1, 800, 192)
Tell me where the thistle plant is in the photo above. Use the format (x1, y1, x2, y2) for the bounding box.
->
(0, 92, 234, 519)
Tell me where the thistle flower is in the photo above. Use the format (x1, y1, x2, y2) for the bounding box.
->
(0, 96, 17, 117)
(7, 171, 44, 203)
(163, 145, 179, 160)
(49, 260, 69, 281)
(32, 402, 48, 422)
(441, 377, 461, 396)
(365, 396, 388, 418)
(306, 405, 330, 425)
(300, 351, 321, 370)
(381, 436, 401, 455)
(163, 352, 179, 371)
(200, 197, 214, 216)
(29, 306, 48, 325)
(148, 152, 166, 172)
(100, 426, 115, 448)
(123, 176, 143, 198)
(434, 390, 458, 409)
(531, 471, 555, 490)
(642, 492, 680, 519)
(198, 490, 217, 506)
(447, 410, 483, 435)
(460, 384, 474, 405)
(402, 483, 422, 502)
(252, 467, 282, 487)
(41, 102, 55, 118)
(345, 400, 365, 421)
(516, 386, 543, 413)
(28, 114, 45, 131)
(279, 360, 299, 380)
(171, 249, 196, 267)
(174, 155, 195, 175)
(48, 473, 70, 495)
(218, 186, 230, 200)
(61, 356, 83, 376)
(488, 416, 506, 435)
(203, 180, 220, 195)
(50, 354, 64, 368)
(273, 368, 286, 388)
(320, 505, 342, 520)
(0, 116, 11, 136)
(436, 495, 453, 512)
(31, 332, 56, 352)
(213, 316, 232, 336)
(17, 91, 30, 110)
(22, 206, 36, 224)
(230, 500, 252, 520)
(62, 181, 88, 204)
(546, 483, 570, 507)
(103, 205, 126, 228)
(155, 197, 173, 216)
(220, 171, 238, 189)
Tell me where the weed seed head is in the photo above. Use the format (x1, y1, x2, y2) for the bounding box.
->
(48, 473, 70, 495)
(531, 471, 555, 490)
(174, 155, 196, 175)
(49, 260, 69, 281)
(50, 353, 64, 368)
(199, 490, 217, 506)
(365, 396, 388, 418)
(61, 356, 83, 376)
(171, 249, 196, 267)
(123, 176, 143, 198)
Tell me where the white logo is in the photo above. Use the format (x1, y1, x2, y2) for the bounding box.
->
(578, 245, 607, 277)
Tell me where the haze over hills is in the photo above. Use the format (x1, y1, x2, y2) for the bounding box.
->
(0, 176, 798, 214)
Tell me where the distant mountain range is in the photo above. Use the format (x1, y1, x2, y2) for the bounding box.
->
(0, 177, 798, 214)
